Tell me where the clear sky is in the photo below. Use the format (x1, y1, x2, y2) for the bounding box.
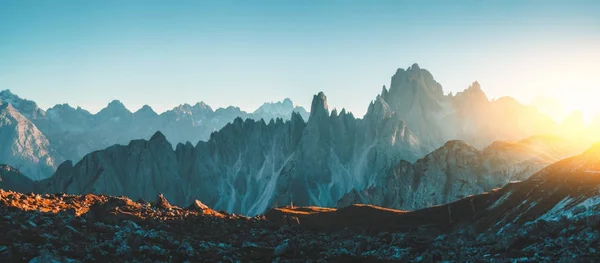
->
(1, 1, 599, 120)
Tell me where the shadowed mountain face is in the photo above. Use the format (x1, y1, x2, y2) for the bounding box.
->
(337, 136, 582, 210)
(0, 89, 309, 180)
(0, 103, 58, 180)
(0, 164, 35, 193)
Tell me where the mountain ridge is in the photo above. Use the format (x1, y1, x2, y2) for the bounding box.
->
(0, 90, 310, 180)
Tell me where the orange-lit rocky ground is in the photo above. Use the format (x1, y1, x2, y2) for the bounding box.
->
(2, 186, 600, 262)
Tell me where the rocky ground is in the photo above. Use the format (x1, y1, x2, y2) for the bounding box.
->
(1, 189, 600, 262)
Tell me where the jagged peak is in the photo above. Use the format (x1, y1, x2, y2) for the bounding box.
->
(107, 99, 125, 108)
(290, 111, 305, 123)
(386, 63, 445, 107)
(98, 99, 131, 116)
(466, 81, 484, 94)
(253, 98, 299, 116)
(47, 103, 93, 118)
(0, 89, 42, 113)
(175, 141, 195, 151)
(0, 89, 21, 102)
(193, 101, 213, 112)
(437, 140, 479, 153)
(408, 63, 420, 71)
(52, 103, 74, 109)
(365, 95, 393, 120)
(282, 98, 293, 106)
(134, 105, 158, 116)
(275, 117, 284, 125)
(150, 131, 167, 142)
(215, 105, 244, 114)
(174, 103, 193, 111)
(381, 85, 388, 99)
(454, 81, 489, 103)
(0, 89, 14, 96)
(139, 104, 153, 111)
(330, 108, 338, 117)
(232, 116, 244, 125)
(309, 92, 329, 119)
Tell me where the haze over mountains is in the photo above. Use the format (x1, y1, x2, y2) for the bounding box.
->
(0, 64, 596, 216)
(0, 89, 309, 180)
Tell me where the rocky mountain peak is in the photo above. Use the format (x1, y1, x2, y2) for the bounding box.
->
(439, 140, 478, 152)
(381, 85, 389, 99)
(309, 92, 329, 120)
(150, 131, 168, 142)
(50, 103, 73, 110)
(408, 63, 421, 71)
(0, 89, 46, 120)
(252, 98, 309, 121)
(107, 100, 127, 110)
(290, 111, 305, 124)
(134, 105, 158, 117)
(193, 101, 213, 112)
(0, 89, 20, 105)
(48, 103, 92, 116)
(277, 98, 293, 109)
(454, 81, 489, 105)
(386, 64, 445, 111)
(97, 100, 132, 119)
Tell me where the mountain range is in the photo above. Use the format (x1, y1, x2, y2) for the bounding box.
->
(0, 64, 590, 216)
(0, 89, 309, 180)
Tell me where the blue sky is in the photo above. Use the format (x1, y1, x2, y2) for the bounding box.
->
(1, 1, 599, 120)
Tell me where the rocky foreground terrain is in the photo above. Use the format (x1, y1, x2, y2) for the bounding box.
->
(4, 143, 600, 262)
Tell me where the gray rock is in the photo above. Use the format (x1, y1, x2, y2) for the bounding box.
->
(274, 239, 291, 256)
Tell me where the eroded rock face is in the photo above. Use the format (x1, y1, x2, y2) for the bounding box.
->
(338, 136, 581, 210)
(0, 103, 58, 180)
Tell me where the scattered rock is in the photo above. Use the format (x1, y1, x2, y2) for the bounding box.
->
(274, 239, 291, 256)
(153, 193, 172, 210)
(187, 200, 209, 212)
(1, 189, 600, 262)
